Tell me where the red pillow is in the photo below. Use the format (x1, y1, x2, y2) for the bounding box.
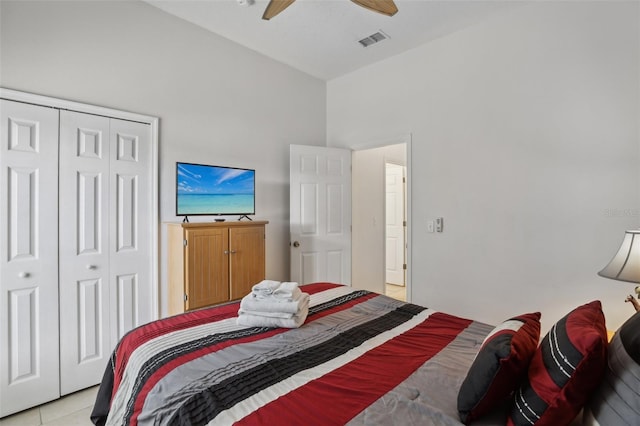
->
(457, 312, 541, 423)
(508, 301, 608, 426)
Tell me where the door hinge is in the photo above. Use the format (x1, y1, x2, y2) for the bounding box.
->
(403, 220, 407, 227)
(183, 239, 188, 246)
(403, 264, 407, 270)
(184, 293, 188, 302)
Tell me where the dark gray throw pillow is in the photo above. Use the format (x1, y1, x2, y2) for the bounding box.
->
(457, 312, 541, 424)
(586, 310, 640, 425)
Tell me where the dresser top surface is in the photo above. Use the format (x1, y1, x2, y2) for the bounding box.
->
(166, 220, 268, 229)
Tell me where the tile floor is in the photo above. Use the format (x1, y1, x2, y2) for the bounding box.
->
(0, 386, 98, 426)
(385, 283, 406, 301)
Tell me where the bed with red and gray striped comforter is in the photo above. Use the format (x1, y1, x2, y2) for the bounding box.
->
(91, 283, 493, 426)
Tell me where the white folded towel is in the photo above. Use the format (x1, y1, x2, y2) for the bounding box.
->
(236, 304, 309, 329)
(252, 287, 301, 302)
(240, 292, 309, 314)
(251, 280, 281, 296)
(271, 282, 299, 298)
(239, 310, 294, 319)
(238, 294, 309, 319)
(252, 281, 300, 301)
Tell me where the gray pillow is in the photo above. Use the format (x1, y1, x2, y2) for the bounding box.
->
(586, 310, 640, 425)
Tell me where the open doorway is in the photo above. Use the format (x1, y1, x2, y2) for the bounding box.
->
(351, 140, 409, 301)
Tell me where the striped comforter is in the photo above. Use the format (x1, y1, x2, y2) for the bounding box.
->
(91, 283, 493, 426)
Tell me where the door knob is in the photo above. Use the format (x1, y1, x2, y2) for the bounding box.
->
(87, 265, 97, 270)
(18, 272, 30, 278)
(292, 241, 300, 248)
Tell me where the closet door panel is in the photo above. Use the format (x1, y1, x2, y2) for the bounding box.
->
(109, 119, 153, 344)
(58, 111, 111, 395)
(0, 100, 60, 416)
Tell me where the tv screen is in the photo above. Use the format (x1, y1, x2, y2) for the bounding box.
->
(176, 162, 255, 216)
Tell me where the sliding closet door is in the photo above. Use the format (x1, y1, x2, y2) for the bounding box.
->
(109, 119, 153, 343)
(58, 111, 111, 395)
(0, 100, 60, 416)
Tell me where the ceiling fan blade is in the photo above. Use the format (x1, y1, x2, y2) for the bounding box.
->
(351, 0, 398, 17)
(262, 0, 297, 20)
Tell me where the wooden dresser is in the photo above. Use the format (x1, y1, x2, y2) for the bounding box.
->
(167, 221, 268, 315)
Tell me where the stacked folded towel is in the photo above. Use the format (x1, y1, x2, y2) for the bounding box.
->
(237, 280, 309, 328)
(250, 280, 281, 298)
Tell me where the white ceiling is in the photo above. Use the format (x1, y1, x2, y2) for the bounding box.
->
(144, 0, 521, 81)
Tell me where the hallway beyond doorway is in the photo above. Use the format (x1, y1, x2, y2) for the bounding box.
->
(385, 283, 406, 302)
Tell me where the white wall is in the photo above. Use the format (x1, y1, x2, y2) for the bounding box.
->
(3, 0, 639, 332)
(329, 2, 640, 331)
(0, 0, 326, 316)
(352, 143, 406, 294)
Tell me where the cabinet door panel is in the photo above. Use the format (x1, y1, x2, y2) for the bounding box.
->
(0, 100, 60, 416)
(186, 228, 229, 310)
(229, 226, 266, 300)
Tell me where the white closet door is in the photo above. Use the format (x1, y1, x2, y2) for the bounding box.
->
(58, 111, 111, 395)
(58, 113, 153, 394)
(109, 119, 153, 344)
(0, 100, 60, 416)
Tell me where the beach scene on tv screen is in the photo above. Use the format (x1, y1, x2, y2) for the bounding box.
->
(177, 163, 255, 215)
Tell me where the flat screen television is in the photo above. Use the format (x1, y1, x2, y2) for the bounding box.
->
(176, 162, 255, 218)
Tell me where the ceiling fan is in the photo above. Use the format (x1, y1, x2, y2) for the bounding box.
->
(262, 0, 399, 20)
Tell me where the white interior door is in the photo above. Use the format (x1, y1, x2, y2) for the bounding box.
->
(59, 111, 111, 395)
(58, 113, 153, 395)
(385, 163, 405, 286)
(290, 145, 351, 285)
(0, 100, 60, 416)
(109, 118, 153, 343)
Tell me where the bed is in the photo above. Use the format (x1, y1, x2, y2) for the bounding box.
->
(90, 283, 618, 426)
(91, 283, 495, 425)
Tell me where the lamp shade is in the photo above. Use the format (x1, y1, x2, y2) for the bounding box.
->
(598, 230, 640, 283)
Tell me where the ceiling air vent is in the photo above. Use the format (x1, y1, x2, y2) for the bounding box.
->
(358, 31, 389, 48)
